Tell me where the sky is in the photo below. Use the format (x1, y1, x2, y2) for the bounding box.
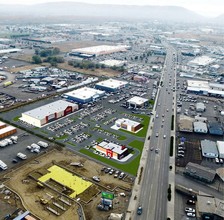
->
(0, 0, 223, 17)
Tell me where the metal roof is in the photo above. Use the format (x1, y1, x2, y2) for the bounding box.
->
(201, 139, 219, 158)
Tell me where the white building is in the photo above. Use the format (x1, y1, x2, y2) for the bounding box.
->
(127, 96, 148, 108)
(115, 118, 142, 133)
(217, 141, 224, 159)
(193, 121, 208, 133)
(95, 78, 128, 92)
(196, 102, 206, 112)
(201, 140, 219, 158)
(64, 87, 105, 103)
(21, 100, 78, 127)
(99, 59, 126, 67)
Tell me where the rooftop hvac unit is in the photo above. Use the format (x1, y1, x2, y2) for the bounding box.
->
(207, 201, 211, 205)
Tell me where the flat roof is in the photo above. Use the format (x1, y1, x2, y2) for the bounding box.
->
(217, 141, 224, 155)
(0, 48, 22, 54)
(189, 55, 215, 66)
(0, 126, 16, 135)
(99, 59, 126, 67)
(98, 141, 127, 155)
(0, 121, 6, 126)
(72, 45, 129, 55)
(187, 80, 209, 89)
(116, 118, 140, 127)
(127, 96, 148, 105)
(23, 100, 78, 120)
(201, 139, 218, 156)
(96, 78, 128, 89)
(65, 87, 105, 100)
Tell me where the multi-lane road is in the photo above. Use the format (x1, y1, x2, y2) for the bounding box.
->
(134, 47, 177, 220)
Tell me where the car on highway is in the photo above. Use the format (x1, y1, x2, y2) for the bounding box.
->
(163, 135, 166, 139)
(156, 114, 159, 118)
(150, 147, 154, 151)
(156, 132, 159, 137)
(137, 206, 143, 215)
(185, 207, 195, 213)
(155, 148, 159, 153)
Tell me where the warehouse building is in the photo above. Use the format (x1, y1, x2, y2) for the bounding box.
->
(197, 192, 224, 220)
(201, 139, 219, 158)
(99, 59, 126, 67)
(217, 141, 224, 159)
(208, 122, 223, 136)
(21, 100, 78, 128)
(184, 162, 216, 183)
(64, 87, 105, 103)
(95, 79, 128, 92)
(95, 141, 129, 160)
(70, 45, 129, 57)
(178, 115, 194, 132)
(0, 125, 17, 139)
(193, 121, 208, 134)
(126, 96, 148, 109)
(115, 118, 142, 133)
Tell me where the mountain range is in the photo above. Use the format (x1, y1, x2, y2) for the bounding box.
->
(0, 2, 223, 23)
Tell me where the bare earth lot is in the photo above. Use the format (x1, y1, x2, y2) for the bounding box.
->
(2, 148, 133, 220)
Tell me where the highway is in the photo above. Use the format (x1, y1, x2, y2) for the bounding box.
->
(135, 47, 177, 220)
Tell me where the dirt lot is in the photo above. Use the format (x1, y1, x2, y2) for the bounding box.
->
(1, 148, 133, 220)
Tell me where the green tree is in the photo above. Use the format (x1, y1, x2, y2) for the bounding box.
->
(32, 55, 42, 64)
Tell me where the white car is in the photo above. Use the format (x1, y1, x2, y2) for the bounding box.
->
(185, 207, 195, 213)
(163, 135, 166, 139)
(156, 133, 159, 137)
(186, 212, 196, 217)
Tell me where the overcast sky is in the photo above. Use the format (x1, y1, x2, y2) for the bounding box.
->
(0, 0, 223, 17)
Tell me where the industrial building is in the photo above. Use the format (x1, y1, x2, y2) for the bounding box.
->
(21, 100, 79, 128)
(188, 55, 215, 67)
(99, 59, 126, 67)
(193, 121, 208, 134)
(0, 125, 17, 139)
(217, 141, 224, 159)
(95, 79, 128, 92)
(184, 162, 216, 183)
(126, 96, 148, 109)
(197, 192, 224, 220)
(178, 115, 193, 132)
(64, 87, 105, 103)
(208, 122, 223, 136)
(95, 141, 129, 160)
(201, 140, 219, 158)
(115, 118, 142, 133)
(70, 45, 130, 57)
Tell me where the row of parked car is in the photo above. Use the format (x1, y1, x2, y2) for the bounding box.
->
(101, 167, 125, 179)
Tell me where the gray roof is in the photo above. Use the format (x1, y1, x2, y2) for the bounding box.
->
(201, 139, 219, 158)
(197, 192, 224, 218)
(184, 162, 216, 183)
(193, 121, 208, 133)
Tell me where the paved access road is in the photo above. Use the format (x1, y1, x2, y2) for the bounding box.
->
(136, 47, 177, 220)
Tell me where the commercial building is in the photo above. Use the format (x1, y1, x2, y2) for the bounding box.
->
(0, 125, 17, 139)
(208, 123, 223, 136)
(0, 48, 22, 55)
(95, 141, 129, 160)
(193, 121, 208, 134)
(64, 87, 105, 103)
(188, 56, 215, 67)
(71, 45, 129, 57)
(184, 162, 216, 183)
(95, 79, 128, 92)
(126, 96, 148, 109)
(197, 192, 224, 220)
(115, 118, 142, 133)
(178, 115, 194, 132)
(21, 100, 78, 128)
(217, 141, 224, 159)
(0, 121, 6, 129)
(201, 140, 219, 158)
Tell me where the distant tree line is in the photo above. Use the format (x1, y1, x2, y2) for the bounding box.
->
(32, 47, 64, 66)
(68, 60, 125, 72)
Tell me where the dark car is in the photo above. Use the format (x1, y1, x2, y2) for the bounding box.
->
(12, 158, 18, 163)
(187, 199, 196, 205)
(137, 206, 142, 215)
